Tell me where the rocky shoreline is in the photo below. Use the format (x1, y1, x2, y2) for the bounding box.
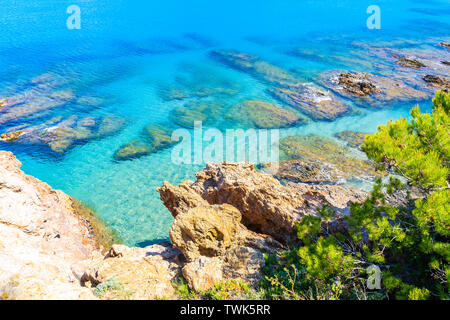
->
(0, 151, 370, 299)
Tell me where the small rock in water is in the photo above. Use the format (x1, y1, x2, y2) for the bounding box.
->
(395, 58, 426, 69)
(113, 123, 176, 161)
(440, 42, 450, 49)
(423, 74, 450, 90)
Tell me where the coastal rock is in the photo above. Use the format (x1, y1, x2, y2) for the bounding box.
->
(268, 85, 350, 121)
(320, 70, 428, 106)
(169, 204, 242, 262)
(441, 42, 450, 49)
(422, 75, 450, 90)
(158, 162, 367, 243)
(0, 151, 98, 299)
(333, 131, 368, 149)
(226, 100, 306, 129)
(182, 256, 223, 292)
(82, 243, 182, 299)
(279, 134, 379, 184)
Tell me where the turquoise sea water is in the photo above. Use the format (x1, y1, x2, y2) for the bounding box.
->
(0, 0, 449, 246)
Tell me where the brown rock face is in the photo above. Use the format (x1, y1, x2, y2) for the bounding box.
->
(423, 75, 450, 90)
(182, 256, 223, 292)
(158, 162, 366, 244)
(169, 204, 242, 261)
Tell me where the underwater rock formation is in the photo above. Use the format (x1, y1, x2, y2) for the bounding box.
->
(268, 85, 351, 121)
(395, 58, 426, 69)
(260, 160, 347, 185)
(278, 134, 379, 184)
(226, 100, 307, 129)
(422, 74, 450, 90)
(333, 131, 368, 149)
(114, 123, 176, 161)
(158, 64, 241, 101)
(211, 49, 351, 121)
(1, 115, 125, 154)
(320, 70, 428, 106)
(0, 89, 75, 125)
(170, 100, 225, 128)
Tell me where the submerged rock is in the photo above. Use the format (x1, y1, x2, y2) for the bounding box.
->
(114, 123, 176, 161)
(1, 115, 125, 154)
(422, 74, 450, 90)
(226, 100, 306, 129)
(441, 42, 450, 49)
(260, 160, 346, 185)
(210, 49, 299, 87)
(268, 85, 350, 121)
(0, 89, 75, 125)
(320, 70, 428, 106)
(158, 64, 241, 101)
(279, 134, 379, 184)
(395, 58, 426, 69)
(170, 100, 224, 128)
(333, 131, 368, 149)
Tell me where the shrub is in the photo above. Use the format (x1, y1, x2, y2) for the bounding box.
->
(261, 91, 449, 300)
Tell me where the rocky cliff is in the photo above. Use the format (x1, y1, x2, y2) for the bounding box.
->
(0, 152, 368, 299)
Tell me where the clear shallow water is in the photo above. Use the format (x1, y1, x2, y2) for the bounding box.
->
(0, 0, 449, 246)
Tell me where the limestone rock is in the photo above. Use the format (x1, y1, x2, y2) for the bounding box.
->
(82, 243, 182, 299)
(0, 151, 98, 299)
(182, 256, 223, 292)
(169, 204, 242, 261)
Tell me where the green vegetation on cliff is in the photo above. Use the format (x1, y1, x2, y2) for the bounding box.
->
(261, 91, 449, 300)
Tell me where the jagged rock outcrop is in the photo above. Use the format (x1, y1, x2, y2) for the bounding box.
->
(157, 162, 367, 291)
(0, 151, 98, 299)
(158, 162, 367, 244)
(0, 151, 184, 300)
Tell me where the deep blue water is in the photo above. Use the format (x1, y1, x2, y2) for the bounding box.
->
(0, 0, 449, 246)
